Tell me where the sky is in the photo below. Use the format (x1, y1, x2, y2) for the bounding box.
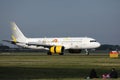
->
(0, 0, 120, 46)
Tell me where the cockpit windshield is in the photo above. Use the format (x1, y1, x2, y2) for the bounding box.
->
(90, 40, 96, 42)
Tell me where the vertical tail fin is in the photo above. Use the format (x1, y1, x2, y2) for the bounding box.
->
(11, 22, 27, 43)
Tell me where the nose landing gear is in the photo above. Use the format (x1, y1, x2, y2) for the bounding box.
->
(85, 49, 89, 55)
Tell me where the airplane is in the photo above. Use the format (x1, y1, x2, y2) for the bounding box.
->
(3, 22, 101, 55)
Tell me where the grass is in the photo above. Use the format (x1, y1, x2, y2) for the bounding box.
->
(0, 52, 120, 80)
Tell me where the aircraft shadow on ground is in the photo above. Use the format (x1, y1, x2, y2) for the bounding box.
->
(0, 67, 119, 80)
(0, 67, 91, 80)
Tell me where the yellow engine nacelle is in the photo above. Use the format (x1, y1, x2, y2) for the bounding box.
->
(50, 46, 64, 55)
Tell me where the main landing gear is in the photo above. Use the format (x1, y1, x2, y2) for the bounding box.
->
(47, 52, 64, 55)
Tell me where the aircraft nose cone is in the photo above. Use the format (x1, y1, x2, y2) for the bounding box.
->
(96, 42, 101, 48)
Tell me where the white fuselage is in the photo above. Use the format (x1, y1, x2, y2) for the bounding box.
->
(17, 37, 101, 50)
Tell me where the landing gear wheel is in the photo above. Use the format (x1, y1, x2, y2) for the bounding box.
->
(59, 53, 64, 55)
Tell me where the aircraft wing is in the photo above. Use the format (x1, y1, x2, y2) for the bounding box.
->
(26, 42, 52, 48)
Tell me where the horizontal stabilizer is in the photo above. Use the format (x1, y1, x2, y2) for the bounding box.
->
(3, 40, 25, 44)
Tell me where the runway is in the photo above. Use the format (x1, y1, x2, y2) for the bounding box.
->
(0, 52, 120, 80)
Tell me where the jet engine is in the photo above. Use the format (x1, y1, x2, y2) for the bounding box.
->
(48, 46, 64, 55)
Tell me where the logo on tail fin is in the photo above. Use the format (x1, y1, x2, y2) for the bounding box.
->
(13, 27, 16, 30)
(11, 35, 17, 43)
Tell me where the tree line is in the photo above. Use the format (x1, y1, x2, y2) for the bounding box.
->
(0, 43, 120, 52)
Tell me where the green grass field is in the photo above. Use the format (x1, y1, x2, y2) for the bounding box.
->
(0, 52, 120, 80)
